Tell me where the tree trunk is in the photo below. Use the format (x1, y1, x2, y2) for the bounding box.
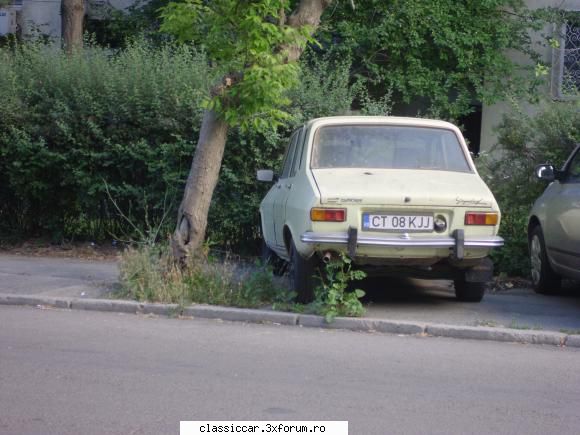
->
(170, 0, 333, 264)
(62, 0, 84, 54)
(171, 109, 229, 265)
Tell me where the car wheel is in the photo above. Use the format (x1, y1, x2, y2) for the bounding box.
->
(529, 225, 561, 294)
(260, 238, 286, 276)
(288, 239, 318, 304)
(454, 279, 486, 302)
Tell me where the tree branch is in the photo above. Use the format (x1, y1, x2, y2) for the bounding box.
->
(285, 0, 334, 63)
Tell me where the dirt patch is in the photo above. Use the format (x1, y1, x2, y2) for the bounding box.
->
(490, 276, 532, 292)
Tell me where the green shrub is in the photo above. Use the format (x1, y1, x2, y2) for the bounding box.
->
(479, 99, 580, 277)
(312, 254, 366, 323)
(0, 42, 369, 251)
(0, 40, 211, 240)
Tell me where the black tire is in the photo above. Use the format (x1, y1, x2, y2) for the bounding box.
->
(288, 239, 318, 303)
(529, 225, 561, 294)
(454, 279, 486, 302)
(261, 238, 286, 276)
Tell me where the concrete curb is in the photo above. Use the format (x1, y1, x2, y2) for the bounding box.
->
(182, 305, 299, 326)
(1, 293, 579, 348)
(425, 324, 568, 347)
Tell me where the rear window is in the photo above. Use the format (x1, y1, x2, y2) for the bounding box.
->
(311, 125, 471, 172)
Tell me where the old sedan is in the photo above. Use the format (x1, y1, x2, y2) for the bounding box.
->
(528, 144, 580, 293)
(258, 117, 503, 303)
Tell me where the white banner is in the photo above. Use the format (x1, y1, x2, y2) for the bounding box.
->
(181, 421, 348, 435)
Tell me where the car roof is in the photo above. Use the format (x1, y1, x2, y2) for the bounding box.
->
(305, 116, 459, 131)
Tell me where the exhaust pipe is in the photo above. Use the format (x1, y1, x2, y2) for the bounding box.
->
(322, 251, 333, 264)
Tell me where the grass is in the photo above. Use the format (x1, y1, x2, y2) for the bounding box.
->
(559, 329, 580, 336)
(508, 319, 544, 331)
(117, 244, 367, 322)
(473, 320, 499, 328)
(118, 245, 290, 308)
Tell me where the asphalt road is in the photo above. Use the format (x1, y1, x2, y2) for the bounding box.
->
(362, 277, 580, 332)
(1, 306, 580, 435)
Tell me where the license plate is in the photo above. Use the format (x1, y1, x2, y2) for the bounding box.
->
(363, 213, 433, 232)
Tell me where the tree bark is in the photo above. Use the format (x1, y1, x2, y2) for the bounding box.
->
(286, 0, 333, 62)
(62, 0, 84, 54)
(171, 109, 229, 265)
(171, 0, 333, 264)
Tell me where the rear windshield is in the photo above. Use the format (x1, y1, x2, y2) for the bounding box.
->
(311, 125, 471, 172)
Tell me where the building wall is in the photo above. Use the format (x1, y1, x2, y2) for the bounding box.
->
(87, 0, 137, 20)
(480, 0, 580, 153)
(4, 0, 139, 40)
(19, 0, 62, 40)
(0, 8, 18, 35)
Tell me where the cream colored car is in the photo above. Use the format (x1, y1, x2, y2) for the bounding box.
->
(258, 117, 503, 303)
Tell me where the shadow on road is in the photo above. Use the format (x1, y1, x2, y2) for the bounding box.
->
(360, 276, 456, 306)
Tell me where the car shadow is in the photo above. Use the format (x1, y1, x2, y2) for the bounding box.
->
(539, 280, 580, 298)
(359, 276, 456, 306)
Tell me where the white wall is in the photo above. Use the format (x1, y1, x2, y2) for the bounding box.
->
(0, 8, 18, 35)
(19, 0, 62, 40)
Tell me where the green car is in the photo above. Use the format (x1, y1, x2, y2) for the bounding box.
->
(258, 117, 503, 303)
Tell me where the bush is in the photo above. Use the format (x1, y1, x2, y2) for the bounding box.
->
(0, 40, 212, 241)
(479, 99, 580, 277)
(0, 43, 371, 251)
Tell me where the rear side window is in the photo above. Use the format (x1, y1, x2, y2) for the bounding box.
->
(290, 128, 305, 177)
(311, 125, 471, 173)
(280, 132, 298, 179)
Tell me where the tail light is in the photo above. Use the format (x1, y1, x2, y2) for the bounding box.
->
(310, 208, 346, 222)
(464, 212, 499, 226)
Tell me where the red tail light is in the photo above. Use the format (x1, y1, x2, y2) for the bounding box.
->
(464, 212, 499, 226)
(310, 208, 346, 222)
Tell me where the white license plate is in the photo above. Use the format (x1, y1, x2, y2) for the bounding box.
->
(363, 213, 433, 232)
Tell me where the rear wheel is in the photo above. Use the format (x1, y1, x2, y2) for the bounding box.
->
(261, 239, 286, 276)
(529, 225, 561, 294)
(288, 239, 318, 303)
(454, 279, 486, 302)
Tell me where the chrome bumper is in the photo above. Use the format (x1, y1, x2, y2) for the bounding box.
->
(301, 230, 503, 261)
(300, 232, 504, 248)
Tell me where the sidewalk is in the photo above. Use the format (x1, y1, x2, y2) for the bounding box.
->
(0, 254, 118, 299)
(1, 253, 579, 346)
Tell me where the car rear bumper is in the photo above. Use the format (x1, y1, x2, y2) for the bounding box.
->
(300, 230, 503, 260)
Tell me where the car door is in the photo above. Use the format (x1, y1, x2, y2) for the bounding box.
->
(273, 130, 301, 248)
(545, 147, 580, 275)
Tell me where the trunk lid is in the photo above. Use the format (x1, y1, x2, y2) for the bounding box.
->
(311, 168, 494, 208)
